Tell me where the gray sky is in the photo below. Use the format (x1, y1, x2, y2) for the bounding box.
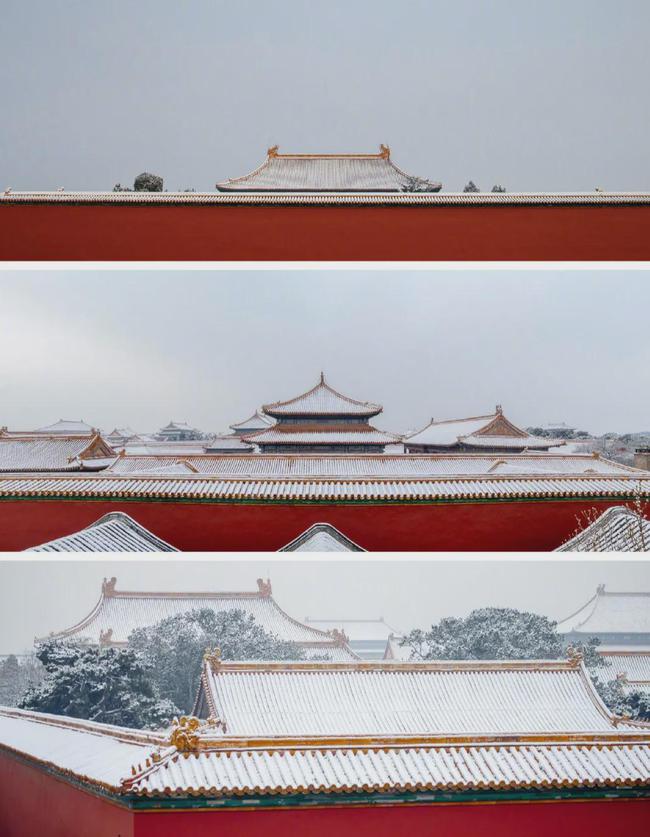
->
(1, 558, 649, 654)
(2, 1, 649, 192)
(1, 269, 649, 436)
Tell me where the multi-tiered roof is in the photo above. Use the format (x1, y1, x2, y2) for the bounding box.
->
(216, 145, 442, 193)
(405, 406, 564, 453)
(243, 373, 398, 453)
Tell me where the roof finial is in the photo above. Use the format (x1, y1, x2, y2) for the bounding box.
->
(257, 578, 272, 597)
(379, 144, 390, 158)
(496, 404, 503, 414)
(267, 145, 279, 158)
(320, 371, 325, 384)
(102, 577, 117, 596)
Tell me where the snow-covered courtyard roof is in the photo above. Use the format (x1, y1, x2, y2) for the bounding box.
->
(27, 512, 178, 553)
(280, 522, 365, 552)
(0, 433, 116, 473)
(36, 577, 357, 660)
(556, 506, 650, 552)
(216, 145, 441, 193)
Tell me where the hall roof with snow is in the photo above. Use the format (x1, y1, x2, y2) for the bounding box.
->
(0, 431, 116, 472)
(557, 585, 650, 649)
(28, 512, 178, 552)
(216, 145, 442, 193)
(405, 407, 565, 453)
(556, 505, 650, 552)
(36, 577, 357, 660)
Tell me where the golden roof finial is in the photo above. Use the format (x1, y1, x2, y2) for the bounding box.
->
(267, 145, 279, 158)
(204, 646, 222, 671)
(566, 644, 584, 666)
(169, 716, 201, 752)
(379, 144, 390, 158)
(102, 577, 117, 596)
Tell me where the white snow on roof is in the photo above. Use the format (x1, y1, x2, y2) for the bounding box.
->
(199, 661, 627, 738)
(303, 618, 401, 642)
(34, 420, 94, 434)
(557, 586, 650, 634)
(263, 375, 381, 417)
(27, 512, 178, 553)
(556, 506, 650, 552)
(280, 523, 365, 552)
(600, 653, 650, 685)
(0, 436, 113, 473)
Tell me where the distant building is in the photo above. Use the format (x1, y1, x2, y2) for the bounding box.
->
(405, 406, 565, 453)
(33, 419, 96, 435)
(155, 421, 204, 442)
(36, 577, 357, 660)
(557, 585, 650, 650)
(229, 409, 274, 436)
(216, 145, 441, 193)
(0, 431, 115, 473)
(243, 373, 399, 453)
(303, 616, 401, 659)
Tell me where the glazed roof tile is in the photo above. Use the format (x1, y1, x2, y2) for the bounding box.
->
(556, 506, 650, 552)
(243, 428, 398, 445)
(216, 146, 440, 192)
(28, 512, 178, 553)
(280, 523, 365, 552)
(262, 375, 382, 417)
(0, 434, 115, 473)
(600, 653, 650, 685)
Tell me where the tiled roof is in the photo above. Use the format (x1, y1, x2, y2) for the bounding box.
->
(601, 653, 650, 686)
(37, 578, 357, 658)
(105, 452, 637, 477)
(34, 419, 95, 435)
(262, 374, 382, 418)
(243, 427, 398, 446)
(229, 410, 274, 432)
(406, 410, 562, 450)
(0, 434, 116, 473)
(557, 586, 650, 635)
(305, 618, 400, 642)
(1, 473, 647, 502)
(280, 523, 365, 552)
(4, 191, 650, 205)
(216, 146, 441, 192)
(27, 512, 178, 553)
(196, 660, 631, 738)
(556, 506, 650, 552)
(202, 436, 254, 453)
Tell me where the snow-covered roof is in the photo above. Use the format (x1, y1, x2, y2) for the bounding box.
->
(27, 512, 178, 553)
(600, 653, 650, 686)
(383, 634, 416, 661)
(243, 427, 398, 446)
(229, 410, 274, 433)
(0, 434, 115, 473)
(262, 373, 382, 418)
(557, 586, 650, 636)
(195, 659, 640, 738)
(406, 409, 564, 450)
(0, 708, 648, 803)
(1, 473, 647, 503)
(202, 436, 254, 453)
(280, 523, 365, 552)
(33, 419, 95, 435)
(556, 506, 650, 552)
(4, 190, 650, 206)
(105, 452, 638, 478)
(216, 145, 441, 193)
(303, 618, 401, 643)
(37, 577, 357, 659)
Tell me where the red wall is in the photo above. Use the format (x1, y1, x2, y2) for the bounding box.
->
(0, 752, 648, 837)
(0, 752, 133, 837)
(0, 497, 632, 551)
(1, 203, 650, 260)
(135, 798, 650, 837)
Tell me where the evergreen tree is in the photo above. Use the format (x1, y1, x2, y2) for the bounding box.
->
(19, 640, 178, 729)
(129, 608, 306, 713)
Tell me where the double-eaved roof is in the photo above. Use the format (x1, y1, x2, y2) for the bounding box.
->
(557, 585, 650, 643)
(216, 145, 442, 193)
(405, 407, 563, 452)
(36, 577, 357, 660)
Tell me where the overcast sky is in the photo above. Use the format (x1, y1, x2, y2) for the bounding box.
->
(2, 558, 649, 654)
(1, 269, 649, 436)
(2, 1, 649, 192)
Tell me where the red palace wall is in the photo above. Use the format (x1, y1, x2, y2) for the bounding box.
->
(1, 203, 650, 260)
(0, 753, 648, 837)
(0, 497, 633, 551)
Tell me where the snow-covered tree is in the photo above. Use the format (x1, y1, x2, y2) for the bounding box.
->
(401, 608, 567, 660)
(592, 676, 650, 722)
(463, 180, 480, 192)
(19, 640, 178, 729)
(128, 608, 306, 713)
(0, 654, 44, 706)
(401, 175, 442, 193)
